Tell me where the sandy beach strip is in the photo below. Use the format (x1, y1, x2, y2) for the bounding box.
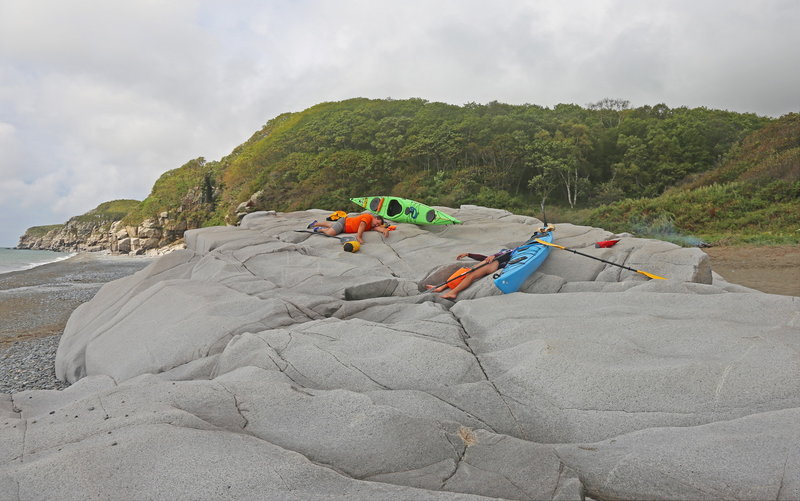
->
(0, 253, 154, 392)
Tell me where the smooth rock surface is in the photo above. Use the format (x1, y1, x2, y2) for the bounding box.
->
(2, 205, 797, 500)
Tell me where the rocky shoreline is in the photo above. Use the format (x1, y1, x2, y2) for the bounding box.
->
(0, 335, 66, 393)
(0, 253, 154, 392)
(2, 208, 799, 500)
(0, 247, 800, 393)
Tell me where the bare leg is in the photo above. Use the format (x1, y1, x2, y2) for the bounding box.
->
(440, 261, 500, 299)
(425, 284, 448, 292)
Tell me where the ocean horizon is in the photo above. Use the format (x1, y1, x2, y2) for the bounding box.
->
(0, 248, 75, 275)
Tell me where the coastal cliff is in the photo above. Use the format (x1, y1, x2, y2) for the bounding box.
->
(17, 202, 188, 255)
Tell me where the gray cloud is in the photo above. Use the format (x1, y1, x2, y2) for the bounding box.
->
(0, 0, 797, 245)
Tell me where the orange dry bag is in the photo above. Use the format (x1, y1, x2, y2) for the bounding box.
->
(446, 267, 472, 289)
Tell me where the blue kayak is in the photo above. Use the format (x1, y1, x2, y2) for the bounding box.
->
(493, 231, 553, 294)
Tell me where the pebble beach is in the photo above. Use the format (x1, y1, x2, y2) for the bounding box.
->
(0, 253, 153, 393)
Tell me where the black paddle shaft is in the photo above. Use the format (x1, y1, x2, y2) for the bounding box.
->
(560, 246, 642, 274)
(294, 229, 355, 243)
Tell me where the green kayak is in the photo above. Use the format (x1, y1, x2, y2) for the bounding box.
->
(350, 196, 461, 225)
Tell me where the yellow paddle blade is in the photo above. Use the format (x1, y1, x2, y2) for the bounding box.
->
(637, 270, 667, 280)
(534, 238, 565, 249)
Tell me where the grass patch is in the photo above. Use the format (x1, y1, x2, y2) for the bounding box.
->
(71, 200, 140, 224)
(557, 179, 800, 246)
(24, 225, 63, 237)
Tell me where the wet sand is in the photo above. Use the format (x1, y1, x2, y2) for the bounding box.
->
(702, 245, 800, 297)
(0, 253, 154, 347)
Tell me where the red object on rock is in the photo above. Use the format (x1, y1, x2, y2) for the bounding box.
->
(595, 239, 620, 248)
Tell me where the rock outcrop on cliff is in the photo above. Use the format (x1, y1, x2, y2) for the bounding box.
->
(2, 206, 798, 500)
(18, 211, 187, 255)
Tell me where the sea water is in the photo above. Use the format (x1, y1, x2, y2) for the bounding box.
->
(0, 248, 75, 275)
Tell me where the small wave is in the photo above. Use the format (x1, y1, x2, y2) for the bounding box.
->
(0, 251, 77, 275)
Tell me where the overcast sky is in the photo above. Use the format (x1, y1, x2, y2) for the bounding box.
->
(1, 0, 798, 246)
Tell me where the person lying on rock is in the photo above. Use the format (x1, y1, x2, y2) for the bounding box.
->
(427, 250, 512, 299)
(307, 213, 391, 243)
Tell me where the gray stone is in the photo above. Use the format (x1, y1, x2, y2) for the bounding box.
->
(2, 205, 796, 500)
(556, 408, 800, 500)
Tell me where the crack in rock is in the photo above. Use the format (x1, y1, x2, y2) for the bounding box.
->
(9, 393, 21, 416)
(776, 452, 790, 500)
(559, 406, 699, 417)
(446, 309, 527, 440)
(714, 343, 758, 411)
(442, 425, 534, 499)
(377, 237, 403, 267)
(281, 298, 324, 321)
(293, 328, 338, 342)
(550, 461, 566, 500)
(216, 381, 249, 430)
(370, 323, 465, 350)
(440, 441, 467, 489)
(325, 350, 390, 390)
(10, 393, 27, 464)
(426, 392, 498, 433)
(264, 334, 315, 387)
(97, 396, 111, 421)
(437, 423, 468, 490)
(289, 385, 314, 397)
(248, 335, 290, 374)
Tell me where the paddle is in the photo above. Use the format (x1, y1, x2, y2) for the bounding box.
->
(294, 229, 356, 243)
(429, 227, 553, 290)
(533, 239, 667, 280)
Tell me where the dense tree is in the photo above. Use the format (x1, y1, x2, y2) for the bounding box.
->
(127, 97, 772, 226)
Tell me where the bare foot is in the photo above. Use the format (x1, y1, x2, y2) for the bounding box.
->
(440, 291, 457, 300)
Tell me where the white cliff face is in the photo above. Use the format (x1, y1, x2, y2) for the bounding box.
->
(3, 206, 799, 500)
(18, 212, 188, 255)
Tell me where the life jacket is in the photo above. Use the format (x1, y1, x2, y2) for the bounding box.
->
(344, 214, 374, 233)
(326, 210, 347, 221)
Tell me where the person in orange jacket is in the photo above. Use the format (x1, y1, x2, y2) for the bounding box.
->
(307, 213, 390, 243)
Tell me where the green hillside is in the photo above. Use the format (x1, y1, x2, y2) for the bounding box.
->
(73, 199, 141, 225)
(49, 98, 800, 246)
(578, 114, 799, 244)
(122, 158, 219, 226)
(24, 224, 63, 238)
(133, 98, 768, 225)
(218, 98, 768, 216)
(681, 113, 799, 188)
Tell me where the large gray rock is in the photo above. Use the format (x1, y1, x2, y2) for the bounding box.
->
(2, 205, 798, 500)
